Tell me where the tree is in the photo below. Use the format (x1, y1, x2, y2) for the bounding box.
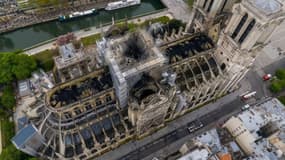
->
(270, 80, 283, 93)
(0, 53, 14, 84)
(0, 52, 37, 84)
(0, 85, 16, 110)
(11, 54, 37, 80)
(276, 69, 285, 80)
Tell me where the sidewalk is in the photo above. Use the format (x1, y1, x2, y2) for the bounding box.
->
(142, 110, 240, 160)
(161, 0, 192, 23)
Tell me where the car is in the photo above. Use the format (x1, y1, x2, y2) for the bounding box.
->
(187, 125, 196, 133)
(240, 91, 256, 101)
(187, 120, 204, 133)
(263, 74, 272, 81)
(241, 104, 250, 111)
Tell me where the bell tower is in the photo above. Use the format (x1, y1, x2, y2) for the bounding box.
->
(215, 0, 285, 93)
(187, 0, 238, 33)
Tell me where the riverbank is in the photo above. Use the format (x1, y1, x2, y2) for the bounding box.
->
(0, 0, 166, 52)
(0, 2, 109, 34)
(24, 9, 171, 55)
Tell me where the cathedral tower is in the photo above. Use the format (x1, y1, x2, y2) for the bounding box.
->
(215, 0, 285, 93)
(187, 0, 238, 33)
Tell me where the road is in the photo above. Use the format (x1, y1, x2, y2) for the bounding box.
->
(24, 10, 171, 55)
(118, 98, 243, 160)
(115, 53, 285, 160)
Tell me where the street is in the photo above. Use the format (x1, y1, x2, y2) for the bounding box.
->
(98, 53, 285, 160)
(118, 98, 243, 160)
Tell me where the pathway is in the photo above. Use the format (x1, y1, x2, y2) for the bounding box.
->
(161, 0, 192, 23)
(24, 10, 171, 55)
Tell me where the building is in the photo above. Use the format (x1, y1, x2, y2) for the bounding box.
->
(187, 0, 238, 33)
(12, 0, 285, 159)
(223, 98, 285, 159)
(174, 98, 285, 160)
(18, 80, 32, 97)
(176, 129, 224, 160)
(0, 0, 16, 6)
(54, 33, 97, 83)
(223, 117, 256, 155)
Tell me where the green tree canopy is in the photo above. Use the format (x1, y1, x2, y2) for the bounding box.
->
(0, 52, 37, 84)
(276, 69, 285, 80)
(1, 85, 16, 110)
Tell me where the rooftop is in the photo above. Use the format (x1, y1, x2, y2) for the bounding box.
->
(250, 0, 282, 15)
(177, 148, 212, 160)
(49, 71, 113, 108)
(18, 80, 32, 97)
(164, 34, 214, 64)
(12, 124, 37, 148)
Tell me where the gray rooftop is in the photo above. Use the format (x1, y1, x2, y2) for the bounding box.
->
(18, 80, 32, 97)
(251, 0, 282, 15)
(59, 43, 76, 60)
(12, 124, 37, 148)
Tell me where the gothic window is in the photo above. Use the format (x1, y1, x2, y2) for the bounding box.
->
(231, 13, 248, 39)
(238, 19, 256, 44)
(221, 63, 226, 70)
(203, 0, 208, 9)
(85, 103, 92, 110)
(64, 112, 72, 119)
(207, 0, 214, 12)
(74, 108, 82, 115)
(105, 94, 112, 102)
(220, 0, 228, 13)
(96, 99, 102, 106)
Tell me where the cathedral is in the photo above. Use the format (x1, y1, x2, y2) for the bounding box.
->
(12, 0, 285, 159)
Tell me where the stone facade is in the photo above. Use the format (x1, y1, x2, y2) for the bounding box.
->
(12, 0, 285, 159)
(214, 0, 285, 93)
(53, 34, 97, 83)
(187, 0, 238, 33)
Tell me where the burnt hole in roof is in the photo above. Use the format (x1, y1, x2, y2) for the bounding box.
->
(166, 35, 214, 64)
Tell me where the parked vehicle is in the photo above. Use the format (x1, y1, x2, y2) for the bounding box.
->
(240, 91, 256, 101)
(263, 74, 272, 81)
(188, 120, 204, 133)
(241, 104, 250, 111)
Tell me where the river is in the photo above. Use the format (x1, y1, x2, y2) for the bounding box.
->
(0, 0, 165, 52)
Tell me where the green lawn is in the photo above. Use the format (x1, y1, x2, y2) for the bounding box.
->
(31, 49, 59, 71)
(0, 119, 14, 147)
(80, 33, 102, 46)
(140, 16, 171, 26)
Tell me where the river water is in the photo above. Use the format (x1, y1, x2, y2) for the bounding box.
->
(0, 0, 165, 52)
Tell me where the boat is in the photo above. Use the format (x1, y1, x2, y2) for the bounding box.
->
(105, 0, 141, 11)
(59, 8, 98, 22)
